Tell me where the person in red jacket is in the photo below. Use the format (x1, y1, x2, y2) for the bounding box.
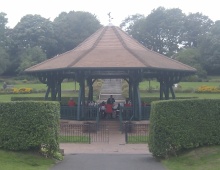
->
(105, 103, 113, 119)
(68, 98, 76, 107)
(124, 99, 132, 107)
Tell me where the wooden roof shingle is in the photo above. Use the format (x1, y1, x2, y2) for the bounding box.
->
(25, 26, 196, 73)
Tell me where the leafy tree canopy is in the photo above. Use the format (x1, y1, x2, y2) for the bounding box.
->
(53, 11, 102, 54)
(198, 20, 220, 74)
(181, 12, 213, 48)
(11, 14, 57, 58)
(173, 48, 207, 79)
(0, 12, 9, 48)
(122, 7, 186, 56)
(17, 46, 47, 74)
(0, 46, 9, 74)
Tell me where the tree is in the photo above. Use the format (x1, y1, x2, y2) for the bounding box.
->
(53, 11, 102, 54)
(198, 20, 220, 75)
(17, 46, 47, 74)
(0, 12, 8, 46)
(11, 14, 58, 58)
(173, 48, 207, 79)
(3, 14, 57, 75)
(0, 12, 10, 75)
(0, 46, 9, 74)
(181, 13, 213, 48)
(123, 7, 186, 56)
(120, 14, 145, 32)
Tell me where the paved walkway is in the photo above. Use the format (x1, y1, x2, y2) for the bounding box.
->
(50, 79, 166, 170)
(51, 154, 166, 170)
(50, 132, 166, 170)
(59, 130, 150, 155)
(51, 139, 166, 170)
(60, 121, 150, 155)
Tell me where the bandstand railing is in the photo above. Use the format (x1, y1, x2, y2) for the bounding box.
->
(118, 106, 151, 131)
(60, 105, 151, 123)
(60, 106, 99, 121)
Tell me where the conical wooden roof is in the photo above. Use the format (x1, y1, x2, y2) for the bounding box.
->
(25, 26, 196, 73)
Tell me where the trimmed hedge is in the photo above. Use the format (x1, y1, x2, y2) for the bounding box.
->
(141, 96, 197, 104)
(148, 99, 220, 158)
(0, 101, 60, 156)
(11, 96, 197, 106)
(11, 97, 78, 105)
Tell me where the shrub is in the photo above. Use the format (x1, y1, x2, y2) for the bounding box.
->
(22, 79, 28, 83)
(148, 99, 220, 158)
(11, 96, 78, 105)
(0, 101, 60, 157)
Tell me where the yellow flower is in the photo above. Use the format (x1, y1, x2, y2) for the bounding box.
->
(196, 85, 220, 93)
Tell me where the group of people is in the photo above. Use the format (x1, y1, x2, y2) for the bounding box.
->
(99, 95, 120, 119)
(67, 98, 99, 107)
(68, 95, 143, 119)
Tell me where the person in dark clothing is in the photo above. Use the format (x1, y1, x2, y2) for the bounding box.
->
(107, 95, 115, 104)
(3, 82, 7, 90)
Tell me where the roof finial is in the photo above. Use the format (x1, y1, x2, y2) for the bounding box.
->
(107, 12, 113, 25)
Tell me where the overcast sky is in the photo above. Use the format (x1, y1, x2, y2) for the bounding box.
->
(0, 0, 219, 28)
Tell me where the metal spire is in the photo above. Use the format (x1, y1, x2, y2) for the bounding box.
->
(107, 12, 113, 25)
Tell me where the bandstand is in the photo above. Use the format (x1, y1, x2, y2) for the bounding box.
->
(25, 25, 196, 122)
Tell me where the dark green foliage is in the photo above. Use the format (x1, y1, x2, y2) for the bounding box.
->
(53, 11, 101, 54)
(141, 97, 197, 104)
(198, 21, 220, 75)
(11, 96, 78, 105)
(148, 99, 220, 158)
(0, 101, 60, 157)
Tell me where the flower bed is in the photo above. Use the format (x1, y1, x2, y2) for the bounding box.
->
(195, 85, 220, 93)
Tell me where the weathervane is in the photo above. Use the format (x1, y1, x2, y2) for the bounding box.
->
(107, 12, 113, 24)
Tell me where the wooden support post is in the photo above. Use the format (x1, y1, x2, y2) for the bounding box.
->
(164, 83, 169, 100)
(57, 81, 62, 101)
(170, 85, 175, 99)
(129, 80, 132, 101)
(45, 86, 50, 100)
(136, 84, 142, 121)
(87, 78, 93, 102)
(81, 78, 85, 118)
(77, 87, 81, 120)
(160, 81, 164, 100)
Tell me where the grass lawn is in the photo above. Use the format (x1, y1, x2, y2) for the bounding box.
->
(0, 77, 220, 169)
(1, 80, 219, 102)
(141, 92, 220, 99)
(140, 80, 220, 91)
(0, 149, 56, 170)
(127, 136, 148, 144)
(162, 145, 220, 170)
(0, 81, 80, 90)
(0, 90, 79, 102)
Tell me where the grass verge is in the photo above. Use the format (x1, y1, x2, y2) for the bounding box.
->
(162, 145, 220, 170)
(59, 136, 90, 143)
(0, 149, 56, 170)
(127, 136, 148, 144)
